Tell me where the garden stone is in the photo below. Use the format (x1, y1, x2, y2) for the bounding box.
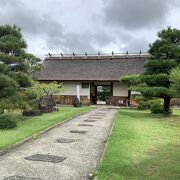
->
(56, 138, 79, 143)
(39, 95, 56, 113)
(70, 130, 87, 134)
(78, 124, 93, 126)
(25, 154, 66, 163)
(84, 120, 96, 122)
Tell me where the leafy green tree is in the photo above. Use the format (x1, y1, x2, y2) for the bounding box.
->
(24, 53, 42, 77)
(140, 27, 180, 116)
(121, 27, 180, 116)
(29, 81, 63, 98)
(0, 25, 41, 112)
(23, 81, 63, 111)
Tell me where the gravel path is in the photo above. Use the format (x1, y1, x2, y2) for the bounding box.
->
(0, 107, 117, 180)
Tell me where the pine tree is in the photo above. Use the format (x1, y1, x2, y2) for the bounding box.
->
(0, 25, 41, 112)
(139, 27, 180, 116)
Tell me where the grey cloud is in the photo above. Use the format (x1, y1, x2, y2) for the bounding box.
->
(92, 31, 114, 47)
(45, 33, 96, 53)
(104, 0, 176, 30)
(0, 0, 112, 54)
(0, 0, 13, 6)
(122, 37, 149, 52)
(45, 31, 114, 54)
(0, 0, 179, 56)
(0, 0, 63, 37)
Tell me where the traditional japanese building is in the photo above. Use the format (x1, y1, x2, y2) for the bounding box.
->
(37, 52, 148, 106)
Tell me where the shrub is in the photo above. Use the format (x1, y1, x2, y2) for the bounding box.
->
(23, 110, 42, 116)
(150, 100, 164, 114)
(0, 114, 17, 129)
(0, 109, 3, 115)
(137, 101, 150, 110)
(134, 95, 146, 103)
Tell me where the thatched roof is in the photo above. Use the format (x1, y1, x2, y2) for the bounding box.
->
(37, 54, 148, 81)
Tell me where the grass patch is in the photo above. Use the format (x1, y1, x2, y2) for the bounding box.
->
(98, 109, 180, 180)
(0, 106, 90, 150)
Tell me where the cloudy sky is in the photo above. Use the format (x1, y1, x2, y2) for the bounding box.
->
(0, 0, 180, 58)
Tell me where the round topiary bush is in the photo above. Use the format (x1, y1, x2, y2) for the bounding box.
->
(0, 114, 17, 129)
(150, 100, 164, 114)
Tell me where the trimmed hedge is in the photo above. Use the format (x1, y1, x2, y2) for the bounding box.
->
(0, 114, 17, 129)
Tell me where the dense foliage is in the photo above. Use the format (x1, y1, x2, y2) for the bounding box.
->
(135, 96, 164, 113)
(149, 99, 164, 114)
(0, 114, 17, 129)
(121, 27, 180, 116)
(97, 86, 111, 101)
(30, 81, 63, 97)
(120, 74, 141, 86)
(25, 81, 63, 111)
(133, 95, 150, 110)
(137, 101, 150, 110)
(0, 25, 41, 113)
(140, 27, 180, 116)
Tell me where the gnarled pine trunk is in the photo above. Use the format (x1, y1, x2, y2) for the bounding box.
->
(163, 97, 171, 117)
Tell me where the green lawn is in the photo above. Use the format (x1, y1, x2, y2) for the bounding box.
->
(0, 106, 90, 150)
(98, 109, 180, 180)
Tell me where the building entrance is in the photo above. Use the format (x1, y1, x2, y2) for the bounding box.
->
(90, 82, 113, 105)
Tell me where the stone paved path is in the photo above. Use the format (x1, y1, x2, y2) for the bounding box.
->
(0, 107, 117, 180)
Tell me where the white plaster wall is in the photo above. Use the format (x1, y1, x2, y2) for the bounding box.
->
(113, 82, 128, 96)
(61, 81, 90, 98)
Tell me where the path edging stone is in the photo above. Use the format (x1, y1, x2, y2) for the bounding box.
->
(0, 108, 91, 156)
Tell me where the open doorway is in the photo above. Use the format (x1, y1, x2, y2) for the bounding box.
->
(97, 86, 112, 105)
(90, 82, 113, 105)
